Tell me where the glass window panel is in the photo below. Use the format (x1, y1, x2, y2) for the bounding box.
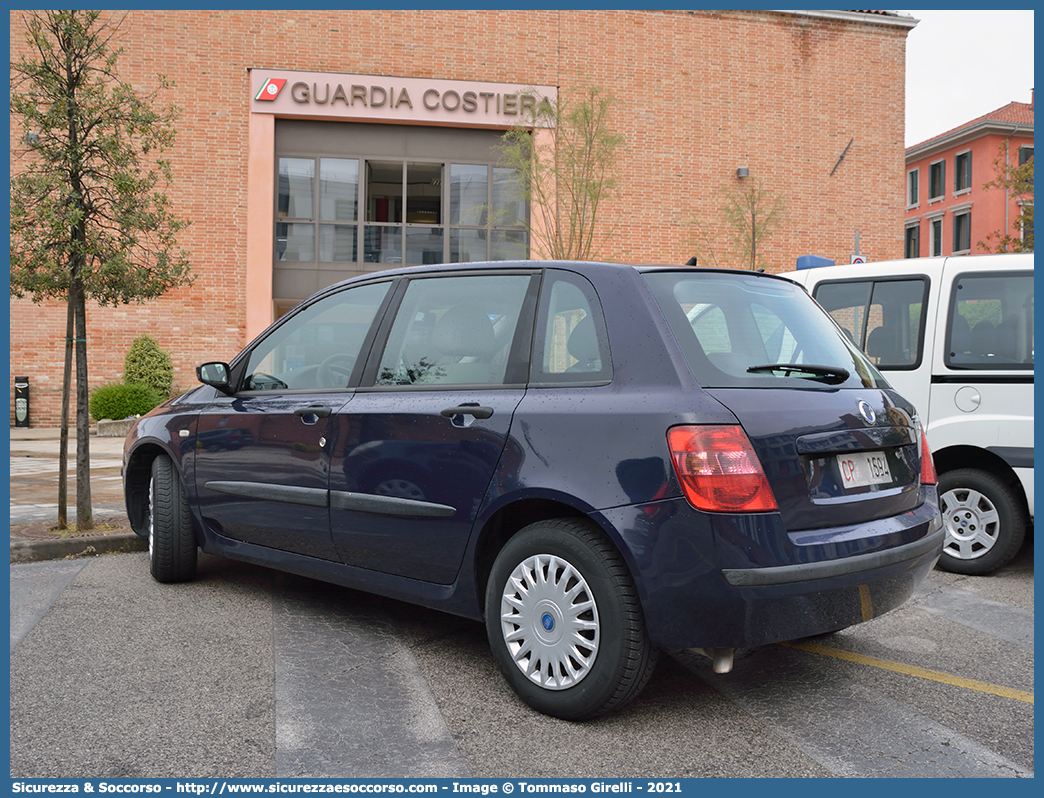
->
(319, 158, 358, 222)
(866, 280, 926, 368)
(405, 226, 444, 265)
(364, 225, 402, 264)
(278, 158, 314, 219)
(406, 162, 442, 225)
(813, 281, 872, 348)
(450, 229, 488, 263)
(319, 224, 357, 263)
(492, 167, 526, 225)
(533, 271, 612, 382)
(905, 226, 920, 259)
(947, 273, 1034, 369)
(953, 212, 971, 252)
(367, 161, 403, 223)
(376, 274, 532, 386)
(450, 164, 488, 226)
(645, 272, 886, 390)
(243, 281, 390, 391)
(491, 229, 528, 261)
(276, 222, 314, 262)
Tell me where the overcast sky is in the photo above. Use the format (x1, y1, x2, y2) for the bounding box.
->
(901, 9, 1035, 147)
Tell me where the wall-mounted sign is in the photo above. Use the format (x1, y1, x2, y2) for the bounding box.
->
(250, 69, 556, 128)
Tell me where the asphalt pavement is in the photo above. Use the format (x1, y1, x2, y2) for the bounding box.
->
(7, 426, 1035, 778)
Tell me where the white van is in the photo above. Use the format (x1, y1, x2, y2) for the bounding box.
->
(785, 254, 1033, 574)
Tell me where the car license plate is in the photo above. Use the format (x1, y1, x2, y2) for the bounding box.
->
(836, 451, 892, 489)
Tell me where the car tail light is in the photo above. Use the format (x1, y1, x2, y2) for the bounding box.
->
(667, 425, 778, 512)
(919, 425, 937, 486)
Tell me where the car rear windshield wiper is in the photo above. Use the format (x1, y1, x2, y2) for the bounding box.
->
(746, 363, 850, 384)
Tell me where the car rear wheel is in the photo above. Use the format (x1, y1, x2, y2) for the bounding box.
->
(485, 519, 657, 720)
(148, 454, 197, 583)
(936, 468, 1025, 576)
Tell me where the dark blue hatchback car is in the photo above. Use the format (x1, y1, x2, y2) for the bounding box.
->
(124, 261, 943, 719)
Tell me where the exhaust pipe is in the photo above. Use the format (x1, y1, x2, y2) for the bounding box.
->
(690, 647, 736, 674)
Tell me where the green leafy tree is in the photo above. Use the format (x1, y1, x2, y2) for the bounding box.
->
(979, 144, 1034, 253)
(686, 178, 787, 271)
(496, 85, 624, 260)
(10, 10, 193, 530)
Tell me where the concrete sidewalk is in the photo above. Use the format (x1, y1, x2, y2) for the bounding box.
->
(9, 426, 146, 562)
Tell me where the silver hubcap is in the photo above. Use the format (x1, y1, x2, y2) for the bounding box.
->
(940, 486, 1000, 560)
(499, 553, 599, 690)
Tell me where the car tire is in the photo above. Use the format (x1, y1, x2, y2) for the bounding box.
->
(936, 468, 1026, 576)
(148, 454, 198, 583)
(485, 518, 657, 720)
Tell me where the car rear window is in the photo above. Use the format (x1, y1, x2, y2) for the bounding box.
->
(643, 270, 887, 389)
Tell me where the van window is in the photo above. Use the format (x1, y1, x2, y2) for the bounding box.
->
(945, 272, 1034, 370)
(813, 278, 928, 370)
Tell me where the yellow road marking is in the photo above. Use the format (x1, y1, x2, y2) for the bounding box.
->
(782, 640, 1034, 704)
(858, 584, 873, 622)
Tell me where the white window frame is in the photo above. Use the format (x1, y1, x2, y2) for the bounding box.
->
(906, 167, 920, 209)
(928, 159, 946, 203)
(951, 202, 972, 255)
(953, 149, 972, 197)
(904, 220, 921, 259)
(926, 210, 945, 257)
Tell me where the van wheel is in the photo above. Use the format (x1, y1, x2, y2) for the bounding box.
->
(148, 455, 198, 583)
(936, 468, 1025, 575)
(485, 519, 657, 720)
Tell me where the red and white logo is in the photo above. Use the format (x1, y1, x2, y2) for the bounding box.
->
(254, 78, 287, 102)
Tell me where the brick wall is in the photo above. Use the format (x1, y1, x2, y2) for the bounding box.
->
(9, 9, 911, 426)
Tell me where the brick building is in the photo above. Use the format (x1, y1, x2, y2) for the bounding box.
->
(10, 9, 917, 426)
(904, 95, 1034, 258)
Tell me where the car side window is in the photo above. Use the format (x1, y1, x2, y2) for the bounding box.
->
(374, 274, 533, 387)
(241, 281, 391, 391)
(814, 278, 927, 370)
(945, 271, 1034, 369)
(531, 270, 612, 384)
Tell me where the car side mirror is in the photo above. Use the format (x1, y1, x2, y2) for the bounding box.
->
(197, 361, 233, 394)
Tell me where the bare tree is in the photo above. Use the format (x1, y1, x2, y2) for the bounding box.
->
(686, 178, 786, 271)
(496, 85, 624, 260)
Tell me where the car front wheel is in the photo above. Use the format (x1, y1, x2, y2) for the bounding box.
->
(936, 468, 1026, 575)
(148, 454, 198, 583)
(485, 519, 657, 720)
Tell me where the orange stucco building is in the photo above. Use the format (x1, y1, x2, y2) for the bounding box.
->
(903, 96, 1034, 258)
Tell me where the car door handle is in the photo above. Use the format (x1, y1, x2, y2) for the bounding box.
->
(440, 405, 494, 419)
(294, 406, 332, 419)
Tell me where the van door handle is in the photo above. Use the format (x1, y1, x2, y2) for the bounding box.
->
(440, 405, 494, 419)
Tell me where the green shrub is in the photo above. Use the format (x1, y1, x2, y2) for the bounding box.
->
(89, 382, 162, 421)
(123, 334, 174, 397)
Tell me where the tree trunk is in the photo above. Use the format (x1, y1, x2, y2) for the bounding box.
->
(72, 274, 93, 531)
(57, 296, 74, 529)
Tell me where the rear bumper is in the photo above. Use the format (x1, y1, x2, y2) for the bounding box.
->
(599, 489, 942, 649)
(722, 521, 943, 587)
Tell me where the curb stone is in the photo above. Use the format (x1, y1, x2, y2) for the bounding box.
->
(10, 533, 147, 564)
